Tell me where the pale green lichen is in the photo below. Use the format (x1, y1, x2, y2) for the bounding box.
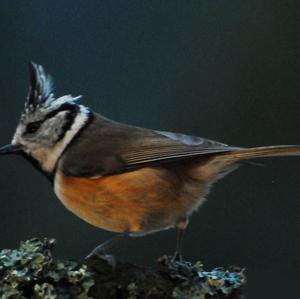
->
(172, 264, 246, 298)
(0, 238, 94, 299)
(158, 256, 245, 299)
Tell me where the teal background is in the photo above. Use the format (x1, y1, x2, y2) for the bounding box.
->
(0, 1, 299, 298)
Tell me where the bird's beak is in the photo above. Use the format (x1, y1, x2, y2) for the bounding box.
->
(0, 143, 23, 155)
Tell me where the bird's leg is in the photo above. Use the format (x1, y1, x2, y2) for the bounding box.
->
(172, 217, 189, 262)
(85, 233, 125, 261)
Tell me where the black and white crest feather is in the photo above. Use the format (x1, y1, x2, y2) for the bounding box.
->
(25, 62, 81, 113)
(25, 62, 54, 112)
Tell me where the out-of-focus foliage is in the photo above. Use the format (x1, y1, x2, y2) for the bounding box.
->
(0, 238, 94, 299)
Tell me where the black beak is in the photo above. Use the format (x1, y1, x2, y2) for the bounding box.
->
(0, 144, 23, 155)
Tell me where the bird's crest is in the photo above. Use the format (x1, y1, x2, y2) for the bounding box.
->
(24, 62, 81, 114)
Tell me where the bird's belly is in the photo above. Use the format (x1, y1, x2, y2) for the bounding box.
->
(54, 167, 206, 234)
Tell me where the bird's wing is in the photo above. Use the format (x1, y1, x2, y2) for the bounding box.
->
(61, 114, 239, 177)
(121, 130, 237, 169)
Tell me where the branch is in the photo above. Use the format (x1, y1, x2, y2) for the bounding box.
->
(0, 238, 246, 299)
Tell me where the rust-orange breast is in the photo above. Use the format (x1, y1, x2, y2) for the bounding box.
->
(54, 166, 198, 234)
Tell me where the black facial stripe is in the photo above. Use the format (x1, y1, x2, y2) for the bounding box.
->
(23, 103, 80, 137)
(52, 111, 93, 176)
(24, 103, 79, 126)
(56, 106, 79, 142)
(24, 103, 79, 137)
(44, 103, 79, 121)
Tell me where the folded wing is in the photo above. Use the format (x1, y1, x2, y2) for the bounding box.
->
(61, 114, 239, 177)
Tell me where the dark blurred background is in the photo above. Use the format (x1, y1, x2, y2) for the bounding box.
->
(0, 1, 299, 298)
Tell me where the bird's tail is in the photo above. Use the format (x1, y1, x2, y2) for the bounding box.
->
(224, 145, 300, 161)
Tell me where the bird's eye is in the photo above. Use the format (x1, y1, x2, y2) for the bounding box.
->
(26, 121, 42, 134)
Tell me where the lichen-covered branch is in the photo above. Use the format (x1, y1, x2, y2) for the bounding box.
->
(0, 238, 246, 299)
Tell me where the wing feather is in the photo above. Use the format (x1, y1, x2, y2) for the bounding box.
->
(61, 114, 240, 177)
(120, 131, 239, 168)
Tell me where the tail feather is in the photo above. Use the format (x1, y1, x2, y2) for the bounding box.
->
(224, 145, 300, 161)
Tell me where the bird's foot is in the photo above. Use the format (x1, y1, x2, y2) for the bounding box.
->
(158, 255, 194, 281)
(158, 254, 193, 276)
(171, 251, 183, 263)
(84, 234, 125, 267)
(85, 244, 116, 268)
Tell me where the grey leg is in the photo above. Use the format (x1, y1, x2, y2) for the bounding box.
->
(85, 233, 125, 260)
(172, 217, 189, 262)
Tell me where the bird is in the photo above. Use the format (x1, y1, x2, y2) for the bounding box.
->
(1, 62, 299, 260)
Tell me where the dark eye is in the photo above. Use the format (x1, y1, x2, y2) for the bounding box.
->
(26, 121, 42, 134)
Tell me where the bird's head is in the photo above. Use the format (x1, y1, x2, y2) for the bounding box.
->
(0, 62, 91, 174)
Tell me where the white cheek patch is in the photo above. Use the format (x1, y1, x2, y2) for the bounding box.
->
(40, 105, 90, 173)
(38, 112, 68, 142)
